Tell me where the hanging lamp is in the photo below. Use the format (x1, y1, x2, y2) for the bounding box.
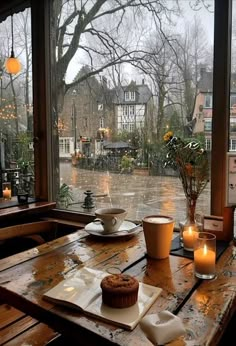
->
(5, 14, 21, 74)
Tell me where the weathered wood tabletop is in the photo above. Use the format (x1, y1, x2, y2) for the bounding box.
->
(0, 227, 235, 346)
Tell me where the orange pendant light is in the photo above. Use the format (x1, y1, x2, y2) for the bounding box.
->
(5, 14, 21, 75)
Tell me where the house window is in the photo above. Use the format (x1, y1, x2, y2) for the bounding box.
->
(122, 105, 128, 116)
(59, 138, 70, 154)
(230, 139, 236, 151)
(204, 120, 212, 132)
(124, 91, 129, 101)
(130, 91, 135, 101)
(129, 105, 135, 115)
(100, 117, 104, 128)
(129, 123, 134, 132)
(204, 94, 212, 108)
(205, 138, 211, 151)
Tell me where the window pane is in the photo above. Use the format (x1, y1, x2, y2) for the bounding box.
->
(0, 8, 34, 206)
(51, 0, 213, 224)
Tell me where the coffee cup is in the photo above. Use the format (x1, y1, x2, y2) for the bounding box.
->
(142, 215, 175, 259)
(94, 208, 127, 233)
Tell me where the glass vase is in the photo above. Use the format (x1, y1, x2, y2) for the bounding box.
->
(179, 198, 202, 251)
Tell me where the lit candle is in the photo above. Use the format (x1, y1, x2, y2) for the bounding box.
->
(3, 187, 12, 200)
(183, 225, 198, 250)
(194, 244, 216, 275)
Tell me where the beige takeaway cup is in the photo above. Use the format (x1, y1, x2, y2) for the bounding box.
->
(142, 215, 175, 259)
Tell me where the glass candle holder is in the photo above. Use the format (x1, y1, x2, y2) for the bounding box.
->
(194, 232, 216, 279)
(182, 222, 199, 251)
(2, 182, 12, 200)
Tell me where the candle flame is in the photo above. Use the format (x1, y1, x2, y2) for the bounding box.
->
(203, 244, 208, 255)
(188, 227, 193, 235)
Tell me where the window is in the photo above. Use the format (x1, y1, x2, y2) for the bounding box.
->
(4, 0, 235, 233)
(230, 139, 236, 151)
(204, 120, 212, 132)
(205, 138, 212, 151)
(48, 0, 215, 224)
(129, 123, 134, 132)
(100, 117, 104, 128)
(204, 94, 212, 108)
(129, 105, 135, 116)
(0, 6, 35, 203)
(130, 91, 135, 101)
(122, 105, 128, 116)
(59, 138, 70, 154)
(124, 91, 129, 101)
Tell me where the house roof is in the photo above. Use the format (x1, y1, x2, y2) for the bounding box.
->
(112, 82, 152, 104)
(198, 71, 213, 92)
(198, 69, 236, 93)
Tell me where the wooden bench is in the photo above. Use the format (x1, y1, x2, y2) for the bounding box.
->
(0, 302, 60, 345)
(0, 220, 85, 345)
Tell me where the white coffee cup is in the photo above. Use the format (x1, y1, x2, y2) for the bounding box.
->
(94, 208, 127, 233)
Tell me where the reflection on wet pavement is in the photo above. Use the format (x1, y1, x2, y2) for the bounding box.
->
(60, 162, 210, 224)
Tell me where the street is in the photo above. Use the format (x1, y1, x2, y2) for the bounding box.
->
(59, 162, 211, 225)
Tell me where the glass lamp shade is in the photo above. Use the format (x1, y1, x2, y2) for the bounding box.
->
(5, 56, 21, 74)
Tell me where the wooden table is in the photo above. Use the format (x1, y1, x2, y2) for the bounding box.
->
(0, 227, 235, 346)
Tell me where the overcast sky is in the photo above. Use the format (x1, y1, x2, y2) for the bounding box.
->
(65, 1, 215, 84)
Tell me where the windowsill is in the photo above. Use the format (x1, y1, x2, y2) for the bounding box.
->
(0, 201, 56, 221)
(0, 197, 37, 209)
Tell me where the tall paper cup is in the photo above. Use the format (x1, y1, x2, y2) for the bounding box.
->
(142, 215, 175, 259)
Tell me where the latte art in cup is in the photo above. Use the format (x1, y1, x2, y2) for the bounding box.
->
(144, 216, 172, 224)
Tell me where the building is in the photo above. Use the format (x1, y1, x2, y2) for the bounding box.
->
(193, 68, 236, 151)
(113, 80, 154, 134)
(59, 75, 154, 159)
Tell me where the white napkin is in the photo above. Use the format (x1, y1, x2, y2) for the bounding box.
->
(140, 310, 186, 345)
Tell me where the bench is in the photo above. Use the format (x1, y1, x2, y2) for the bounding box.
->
(0, 302, 60, 345)
(0, 220, 87, 345)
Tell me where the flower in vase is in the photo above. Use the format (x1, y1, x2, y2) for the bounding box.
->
(162, 132, 209, 204)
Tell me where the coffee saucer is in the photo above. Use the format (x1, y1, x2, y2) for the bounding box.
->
(84, 221, 140, 238)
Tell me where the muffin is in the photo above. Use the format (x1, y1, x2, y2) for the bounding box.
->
(100, 273, 139, 308)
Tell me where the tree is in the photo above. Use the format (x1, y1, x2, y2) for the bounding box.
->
(52, 0, 181, 112)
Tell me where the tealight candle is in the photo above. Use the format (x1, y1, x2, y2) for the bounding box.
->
(194, 232, 216, 279)
(182, 225, 198, 251)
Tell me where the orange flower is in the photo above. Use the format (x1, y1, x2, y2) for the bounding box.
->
(163, 131, 173, 142)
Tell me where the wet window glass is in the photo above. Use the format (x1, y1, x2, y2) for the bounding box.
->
(0, 8, 34, 206)
(50, 0, 214, 225)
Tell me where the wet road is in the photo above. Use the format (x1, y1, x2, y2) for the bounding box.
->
(59, 162, 211, 224)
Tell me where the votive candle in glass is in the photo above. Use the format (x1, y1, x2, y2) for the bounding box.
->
(182, 224, 198, 251)
(2, 182, 12, 200)
(194, 232, 216, 279)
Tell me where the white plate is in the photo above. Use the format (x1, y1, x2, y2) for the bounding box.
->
(84, 220, 140, 238)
